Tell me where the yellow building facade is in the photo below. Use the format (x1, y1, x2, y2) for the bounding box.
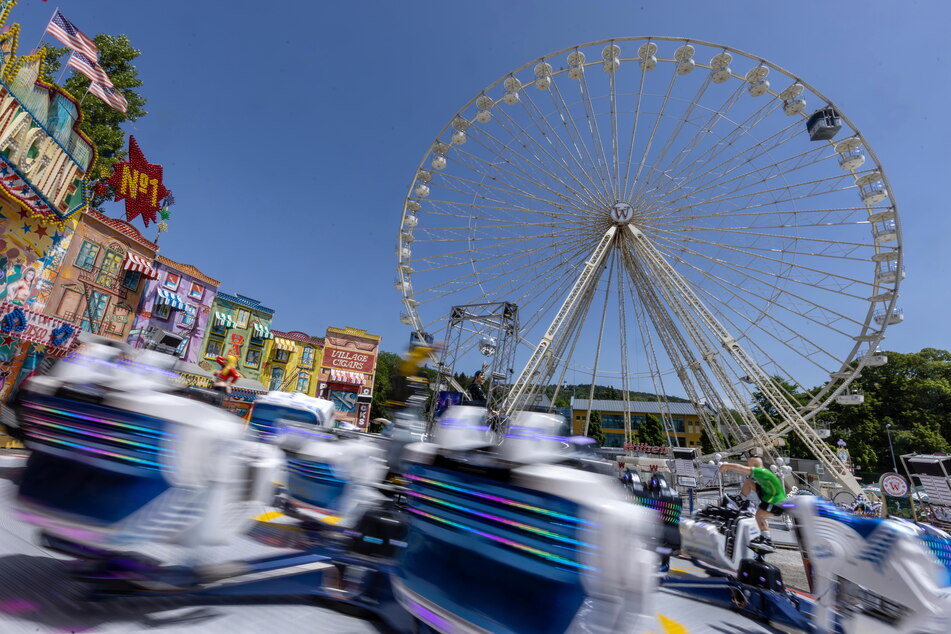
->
(261, 330, 325, 398)
(570, 399, 704, 449)
(317, 327, 381, 431)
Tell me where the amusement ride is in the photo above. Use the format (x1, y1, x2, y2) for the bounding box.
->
(396, 37, 905, 496)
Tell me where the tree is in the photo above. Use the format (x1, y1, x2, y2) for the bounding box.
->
(48, 35, 149, 206)
(369, 351, 401, 422)
(586, 410, 605, 447)
(641, 413, 666, 446)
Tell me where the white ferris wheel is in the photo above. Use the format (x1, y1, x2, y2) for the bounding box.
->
(396, 37, 904, 494)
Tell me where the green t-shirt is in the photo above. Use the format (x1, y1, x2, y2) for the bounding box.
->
(751, 467, 786, 505)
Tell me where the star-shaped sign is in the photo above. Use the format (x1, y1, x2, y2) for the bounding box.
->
(104, 136, 170, 228)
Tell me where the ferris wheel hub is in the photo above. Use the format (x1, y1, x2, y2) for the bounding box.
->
(610, 201, 635, 225)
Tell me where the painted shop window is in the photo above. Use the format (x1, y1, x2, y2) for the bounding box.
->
(245, 348, 261, 368)
(164, 273, 180, 291)
(175, 338, 188, 359)
(154, 303, 171, 320)
(235, 309, 250, 329)
(188, 282, 203, 300)
(122, 269, 141, 291)
(96, 249, 123, 286)
(74, 240, 100, 271)
(181, 304, 197, 326)
(296, 372, 310, 393)
(274, 349, 290, 362)
(205, 338, 223, 358)
(81, 290, 109, 332)
(56, 288, 82, 320)
(301, 347, 314, 366)
(269, 368, 284, 391)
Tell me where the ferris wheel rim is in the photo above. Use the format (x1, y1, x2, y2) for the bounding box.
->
(397, 35, 903, 425)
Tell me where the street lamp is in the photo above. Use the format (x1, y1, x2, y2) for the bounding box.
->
(885, 423, 898, 472)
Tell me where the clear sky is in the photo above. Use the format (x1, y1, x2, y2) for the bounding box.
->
(8, 0, 949, 368)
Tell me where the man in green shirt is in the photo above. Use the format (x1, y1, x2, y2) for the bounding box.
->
(719, 456, 787, 548)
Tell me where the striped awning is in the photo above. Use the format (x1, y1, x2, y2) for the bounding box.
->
(215, 311, 235, 328)
(252, 322, 273, 339)
(330, 369, 366, 385)
(156, 288, 186, 310)
(122, 252, 158, 279)
(274, 337, 295, 351)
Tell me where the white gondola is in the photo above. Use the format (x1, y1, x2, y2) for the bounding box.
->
(856, 171, 888, 205)
(875, 264, 905, 285)
(873, 308, 904, 326)
(836, 389, 865, 405)
(400, 312, 413, 325)
(872, 219, 897, 244)
(834, 138, 866, 171)
(865, 348, 888, 366)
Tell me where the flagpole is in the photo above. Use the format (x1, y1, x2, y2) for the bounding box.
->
(79, 83, 91, 105)
(35, 7, 59, 52)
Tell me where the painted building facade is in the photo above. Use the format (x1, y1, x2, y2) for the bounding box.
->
(261, 330, 324, 397)
(44, 210, 158, 341)
(0, 17, 95, 403)
(199, 292, 274, 383)
(317, 327, 381, 430)
(570, 399, 705, 449)
(129, 255, 219, 363)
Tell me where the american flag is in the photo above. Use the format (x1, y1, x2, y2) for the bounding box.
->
(89, 82, 128, 114)
(67, 51, 113, 88)
(45, 10, 98, 60)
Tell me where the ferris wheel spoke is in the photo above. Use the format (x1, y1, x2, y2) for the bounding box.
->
(633, 72, 713, 200)
(446, 143, 596, 218)
(651, 137, 833, 215)
(547, 77, 617, 203)
(667, 205, 869, 224)
(631, 81, 748, 205)
(516, 87, 617, 207)
(470, 109, 607, 209)
(432, 171, 593, 218)
(663, 247, 858, 368)
(648, 227, 877, 291)
(651, 172, 859, 221)
(578, 69, 618, 199)
(662, 223, 873, 252)
(623, 64, 674, 202)
(499, 82, 604, 204)
(641, 107, 802, 210)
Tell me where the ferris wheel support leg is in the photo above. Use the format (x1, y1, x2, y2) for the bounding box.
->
(503, 227, 618, 417)
(623, 225, 864, 498)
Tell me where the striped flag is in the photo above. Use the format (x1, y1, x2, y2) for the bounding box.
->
(67, 51, 113, 88)
(44, 10, 98, 60)
(89, 82, 128, 114)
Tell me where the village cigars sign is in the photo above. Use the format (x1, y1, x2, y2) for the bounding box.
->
(322, 346, 375, 373)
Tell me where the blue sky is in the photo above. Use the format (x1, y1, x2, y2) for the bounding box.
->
(9, 0, 948, 369)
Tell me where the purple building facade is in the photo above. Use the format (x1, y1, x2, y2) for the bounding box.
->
(129, 255, 220, 363)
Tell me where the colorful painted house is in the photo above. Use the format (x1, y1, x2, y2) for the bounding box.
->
(129, 255, 219, 363)
(261, 330, 324, 397)
(0, 21, 95, 403)
(317, 327, 381, 431)
(199, 292, 274, 385)
(44, 210, 158, 340)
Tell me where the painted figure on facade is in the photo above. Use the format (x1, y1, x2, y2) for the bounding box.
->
(214, 354, 242, 385)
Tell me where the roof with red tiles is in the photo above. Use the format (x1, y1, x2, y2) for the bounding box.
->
(85, 210, 159, 251)
(272, 330, 324, 346)
(155, 255, 221, 287)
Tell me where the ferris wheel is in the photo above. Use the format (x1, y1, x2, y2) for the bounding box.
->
(396, 37, 903, 495)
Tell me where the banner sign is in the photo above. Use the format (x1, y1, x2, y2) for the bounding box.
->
(322, 346, 375, 373)
(623, 442, 670, 455)
(0, 300, 79, 354)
